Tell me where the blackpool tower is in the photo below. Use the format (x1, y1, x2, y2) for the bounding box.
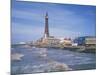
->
(44, 12, 49, 38)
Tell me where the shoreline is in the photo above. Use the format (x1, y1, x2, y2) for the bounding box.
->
(11, 44, 96, 53)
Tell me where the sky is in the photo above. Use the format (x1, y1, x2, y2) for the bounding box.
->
(11, 0, 96, 44)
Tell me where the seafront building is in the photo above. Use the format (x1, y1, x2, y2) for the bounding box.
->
(34, 12, 70, 47)
(60, 38, 72, 46)
(74, 36, 96, 46)
(42, 12, 60, 45)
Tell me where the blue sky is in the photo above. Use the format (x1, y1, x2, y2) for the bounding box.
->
(11, 0, 96, 44)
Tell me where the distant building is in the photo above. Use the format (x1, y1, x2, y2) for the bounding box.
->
(74, 37, 85, 45)
(74, 36, 96, 46)
(60, 38, 72, 46)
(42, 36, 60, 45)
(85, 36, 96, 46)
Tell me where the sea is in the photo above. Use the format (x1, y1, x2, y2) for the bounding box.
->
(11, 46, 96, 74)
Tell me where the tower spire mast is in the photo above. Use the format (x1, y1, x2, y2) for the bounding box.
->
(44, 12, 49, 38)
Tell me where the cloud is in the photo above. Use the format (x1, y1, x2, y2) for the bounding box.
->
(12, 9, 44, 22)
(50, 27, 81, 38)
(12, 22, 44, 36)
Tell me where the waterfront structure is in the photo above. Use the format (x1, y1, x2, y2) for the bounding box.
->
(74, 36, 96, 46)
(44, 12, 49, 38)
(34, 12, 62, 47)
(42, 36, 60, 47)
(60, 38, 72, 46)
(41, 12, 60, 47)
(85, 36, 96, 46)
